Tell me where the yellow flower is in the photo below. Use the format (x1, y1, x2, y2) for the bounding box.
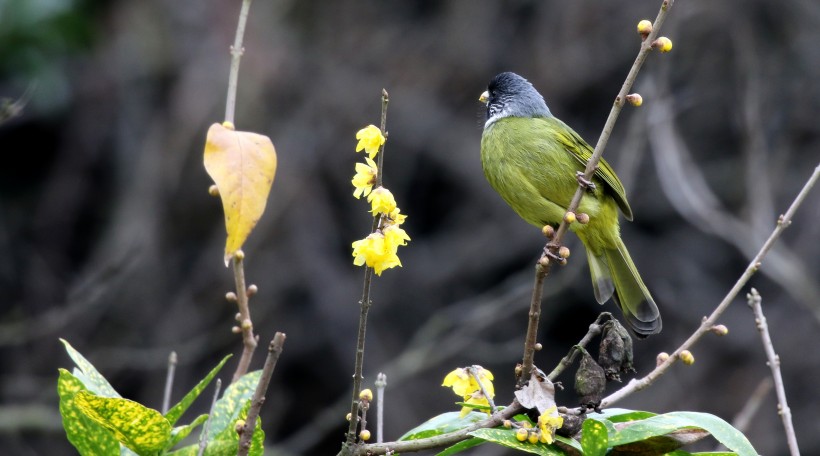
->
(441, 366, 495, 416)
(383, 224, 410, 251)
(352, 157, 378, 199)
(387, 208, 407, 226)
(460, 391, 490, 417)
(351, 233, 402, 276)
(537, 406, 564, 445)
(367, 186, 397, 215)
(355, 124, 385, 159)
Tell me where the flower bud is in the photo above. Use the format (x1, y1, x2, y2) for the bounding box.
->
(247, 284, 258, 296)
(226, 291, 237, 302)
(539, 431, 551, 444)
(359, 388, 373, 401)
(231, 326, 241, 334)
(234, 250, 245, 260)
(576, 213, 590, 224)
(656, 352, 670, 366)
(534, 342, 543, 351)
(564, 211, 576, 224)
(541, 225, 555, 238)
(637, 19, 653, 38)
(241, 319, 252, 330)
(516, 427, 529, 442)
(652, 36, 673, 53)
(538, 256, 550, 268)
(626, 93, 643, 107)
(234, 419, 245, 434)
(208, 185, 220, 197)
(527, 431, 539, 444)
(359, 429, 371, 441)
(346, 412, 352, 421)
(680, 350, 695, 365)
(558, 246, 571, 259)
(711, 324, 729, 336)
(222, 121, 235, 130)
(503, 420, 512, 429)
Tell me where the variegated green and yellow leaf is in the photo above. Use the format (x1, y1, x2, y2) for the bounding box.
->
(58, 369, 121, 456)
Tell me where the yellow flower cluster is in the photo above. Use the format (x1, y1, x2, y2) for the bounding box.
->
(351, 125, 410, 276)
(513, 406, 563, 445)
(442, 366, 495, 417)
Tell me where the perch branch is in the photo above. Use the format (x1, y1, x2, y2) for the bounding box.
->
(231, 253, 258, 383)
(224, 0, 253, 124)
(161, 351, 177, 414)
(519, 0, 677, 384)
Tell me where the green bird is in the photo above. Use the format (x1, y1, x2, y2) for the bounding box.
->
(479, 72, 661, 337)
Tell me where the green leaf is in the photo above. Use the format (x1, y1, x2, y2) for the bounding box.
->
(663, 412, 756, 456)
(57, 369, 121, 456)
(74, 390, 171, 456)
(590, 408, 656, 423)
(399, 411, 486, 441)
(435, 437, 485, 455)
(554, 434, 583, 453)
(165, 354, 232, 426)
(166, 414, 209, 450)
(665, 452, 738, 456)
(207, 370, 261, 437)
(580, 418, 609, 456)
(60, 339, 120, 398)
(468, 428, 565, 455)
(165, 440, 237, 456)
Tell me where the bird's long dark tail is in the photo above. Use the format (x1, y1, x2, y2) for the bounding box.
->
(587, 238, 661, 337)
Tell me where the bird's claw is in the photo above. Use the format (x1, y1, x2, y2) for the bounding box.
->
(576, 171, 597, 192)
(542, 244, 566, 265)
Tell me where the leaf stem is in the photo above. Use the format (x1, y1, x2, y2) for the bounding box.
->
(161, 351, 177, 414)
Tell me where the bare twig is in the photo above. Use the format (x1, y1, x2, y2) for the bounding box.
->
(730, 377, 773, 435)
(519, 0, 677, 385)
(198, 378, 222, 456)
(344, 91, 390, 449)
(747, 289, 800, 456)
(231, 252, 258, 383)
(224, 0, 253, 124)
(375, 373, 387, 443)
(602, 164, 819, 406)
(238, 333, 287, 456)
(548, 313, 611, 381)
(162, 351, 178, 414)
(468, 366, 497, 413)
(351, 401, 523, 456)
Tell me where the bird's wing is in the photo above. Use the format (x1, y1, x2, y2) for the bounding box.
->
(550, 117, 634, 221)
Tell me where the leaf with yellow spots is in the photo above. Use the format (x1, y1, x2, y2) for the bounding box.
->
(207, 369, 261, 437)
(204, 122, 277, 265)
(167, 414, 208, 450)
(60, 338, 120, 398)
(581, 418, 611, 456)
(74, 390, 171, 456)
(57, 369, 120, 456)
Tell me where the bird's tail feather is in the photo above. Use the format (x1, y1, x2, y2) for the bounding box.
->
(604, 238, 662, 337)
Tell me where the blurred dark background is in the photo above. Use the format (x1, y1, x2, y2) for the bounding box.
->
(1, 0, 819, 454)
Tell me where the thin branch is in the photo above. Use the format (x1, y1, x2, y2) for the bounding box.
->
(747, 289, 800, 456)
(602, 163, 819, 406)
(375, 373, 387, 443)
(518, 262, 549, 387)
(238, 333, 287, 456)
(161, 351, 178, 414)
(344, 91, 391, 449)
(468, 366, 497, 413)
(352, 401, 523, 456)
(231, 252, 258, 383)
(519, 0, 677, 385)
(198, 378, 222, 456)
(224, 0, 253, 124)
(729, 377, 772, 436)
(548, 313, 611, 381)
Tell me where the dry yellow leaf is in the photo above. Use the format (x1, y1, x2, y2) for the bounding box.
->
(204, 122, 277, 265)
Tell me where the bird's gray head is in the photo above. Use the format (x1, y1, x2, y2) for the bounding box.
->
(480, 72, 551, 127)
